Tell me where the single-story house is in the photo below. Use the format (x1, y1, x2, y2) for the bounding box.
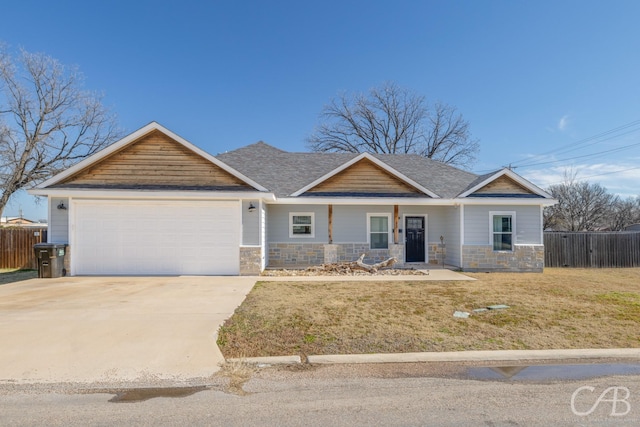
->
(29, 122, 556, 276)
(1, 217, 46, 228)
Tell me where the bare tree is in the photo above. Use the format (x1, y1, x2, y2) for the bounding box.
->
(0, 45, 120, 216)
(544, 172, 617, 231)
(307, 82, 479, 168)
(606, 197, 640, 231)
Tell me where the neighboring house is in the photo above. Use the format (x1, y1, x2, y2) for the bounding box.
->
(1, 217, 47, 228)
(29, 122, 556, 276)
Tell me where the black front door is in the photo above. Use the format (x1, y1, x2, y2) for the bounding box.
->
(405, 216, 425, 262)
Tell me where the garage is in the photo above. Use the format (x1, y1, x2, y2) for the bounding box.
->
(72, 199, 240, 275)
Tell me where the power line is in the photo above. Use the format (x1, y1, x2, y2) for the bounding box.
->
(517, 119, 640, 162)
(513, 139, 640, 168)
(515, 128, 640, 168)
(508, 118, 640, 169)
(546, 165, 640, 186)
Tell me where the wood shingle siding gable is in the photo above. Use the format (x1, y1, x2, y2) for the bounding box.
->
(471, 175, 534, 195)
(304, 158, 424, 196)
(59, 130, 252, 189)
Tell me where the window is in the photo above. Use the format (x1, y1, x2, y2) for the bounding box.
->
(491, 212, 515, 251)
(367, 213, 391, 249)
(289, 212, 314, 238)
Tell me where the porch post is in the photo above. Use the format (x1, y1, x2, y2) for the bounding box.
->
(328, 204, 333, 244)
(324, 204, 337, 264)
(393, 204, 399, 244)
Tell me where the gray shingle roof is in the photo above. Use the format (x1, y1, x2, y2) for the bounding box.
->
(217, 142, 480, 198)
(369, 153, 478, 199)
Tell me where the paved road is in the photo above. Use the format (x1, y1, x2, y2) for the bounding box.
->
(3, 361, 640, 426)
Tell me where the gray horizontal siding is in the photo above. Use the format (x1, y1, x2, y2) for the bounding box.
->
(464, 205, 542, 245)
(332, 205, 393, 243)
(242, 200, 260, 245)
(398, 205, 447, 244)
(50, 197, 69, 243)
(445, 207, 461, 267)
(267, 204, 329, 243)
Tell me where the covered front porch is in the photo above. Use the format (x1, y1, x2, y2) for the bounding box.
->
(264, 203, 457, 269)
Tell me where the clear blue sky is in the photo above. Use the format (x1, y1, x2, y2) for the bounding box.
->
(2, 0, 640, 220)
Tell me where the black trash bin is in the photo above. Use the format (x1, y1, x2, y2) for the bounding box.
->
(33, 243, 67, 278)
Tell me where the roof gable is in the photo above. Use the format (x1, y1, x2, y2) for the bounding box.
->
(36, 122, 267, 191)
(290, 153, 439, 198)
(472, 175, 533, 195)
(459, 168, 552, 198)
(371, 153, 477, 199)
(58, 129, 252, 189)
(302, 157, 423, 197)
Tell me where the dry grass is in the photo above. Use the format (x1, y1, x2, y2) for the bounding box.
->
(218, 359, 259, 395)
(0, 269, 37, 285)
(217, 268, 640, 358)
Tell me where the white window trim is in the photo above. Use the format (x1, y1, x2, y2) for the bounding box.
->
(489, 211, 516, 252)
(289, 212, 315, 238)
(367, 213, 392, 249)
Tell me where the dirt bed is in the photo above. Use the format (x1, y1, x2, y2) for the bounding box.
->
(261, 267, 427, 276)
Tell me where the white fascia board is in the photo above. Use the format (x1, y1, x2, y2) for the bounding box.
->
(273, 196, 556, 206)
(28, 187, 276, 201)
(274, 197, 456, 206)
(458, 168, 553, 199)
(289, 152, 440, 198)
(34, 122, 268, 192)
(459, 197, 558, 207)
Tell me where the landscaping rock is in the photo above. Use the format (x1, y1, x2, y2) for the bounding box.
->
(261, 265, 427, 276)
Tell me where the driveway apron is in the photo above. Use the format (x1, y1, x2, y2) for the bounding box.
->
(0, 276, 255, 384)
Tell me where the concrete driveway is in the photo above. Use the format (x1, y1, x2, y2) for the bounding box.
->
(0, 276, 256, 384)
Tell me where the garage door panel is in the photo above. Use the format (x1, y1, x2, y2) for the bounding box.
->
(73, 200, 240, 275)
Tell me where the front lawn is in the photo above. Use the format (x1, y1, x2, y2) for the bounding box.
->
(217, 268, 640, 358)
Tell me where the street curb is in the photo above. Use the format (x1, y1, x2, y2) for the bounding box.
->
(227, 355, 302, 365)
(231, 349, 640, 366)
(308, 349, 640, 364)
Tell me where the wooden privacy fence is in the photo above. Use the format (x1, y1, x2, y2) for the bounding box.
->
(0, 228, 48, 269)
(544, 231, 640, 268)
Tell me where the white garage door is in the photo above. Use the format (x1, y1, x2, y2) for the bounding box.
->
(72, 199, 240, 275)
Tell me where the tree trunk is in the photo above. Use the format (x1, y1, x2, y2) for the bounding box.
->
(0, 187, 16, 218)
(354, 253, 397, 272)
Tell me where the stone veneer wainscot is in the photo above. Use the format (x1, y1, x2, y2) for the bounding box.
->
(461, 245, 544, 272)
(268, 243, 405, 267)
(239, 247, 262, 275)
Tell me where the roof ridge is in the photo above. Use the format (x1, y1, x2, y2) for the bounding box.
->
(220, 141, 286, 156)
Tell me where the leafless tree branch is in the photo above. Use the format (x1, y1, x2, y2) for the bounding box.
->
(0, 45, 121, 216)
(543, 171, 639, 231)
(306, 82, 479, 168)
